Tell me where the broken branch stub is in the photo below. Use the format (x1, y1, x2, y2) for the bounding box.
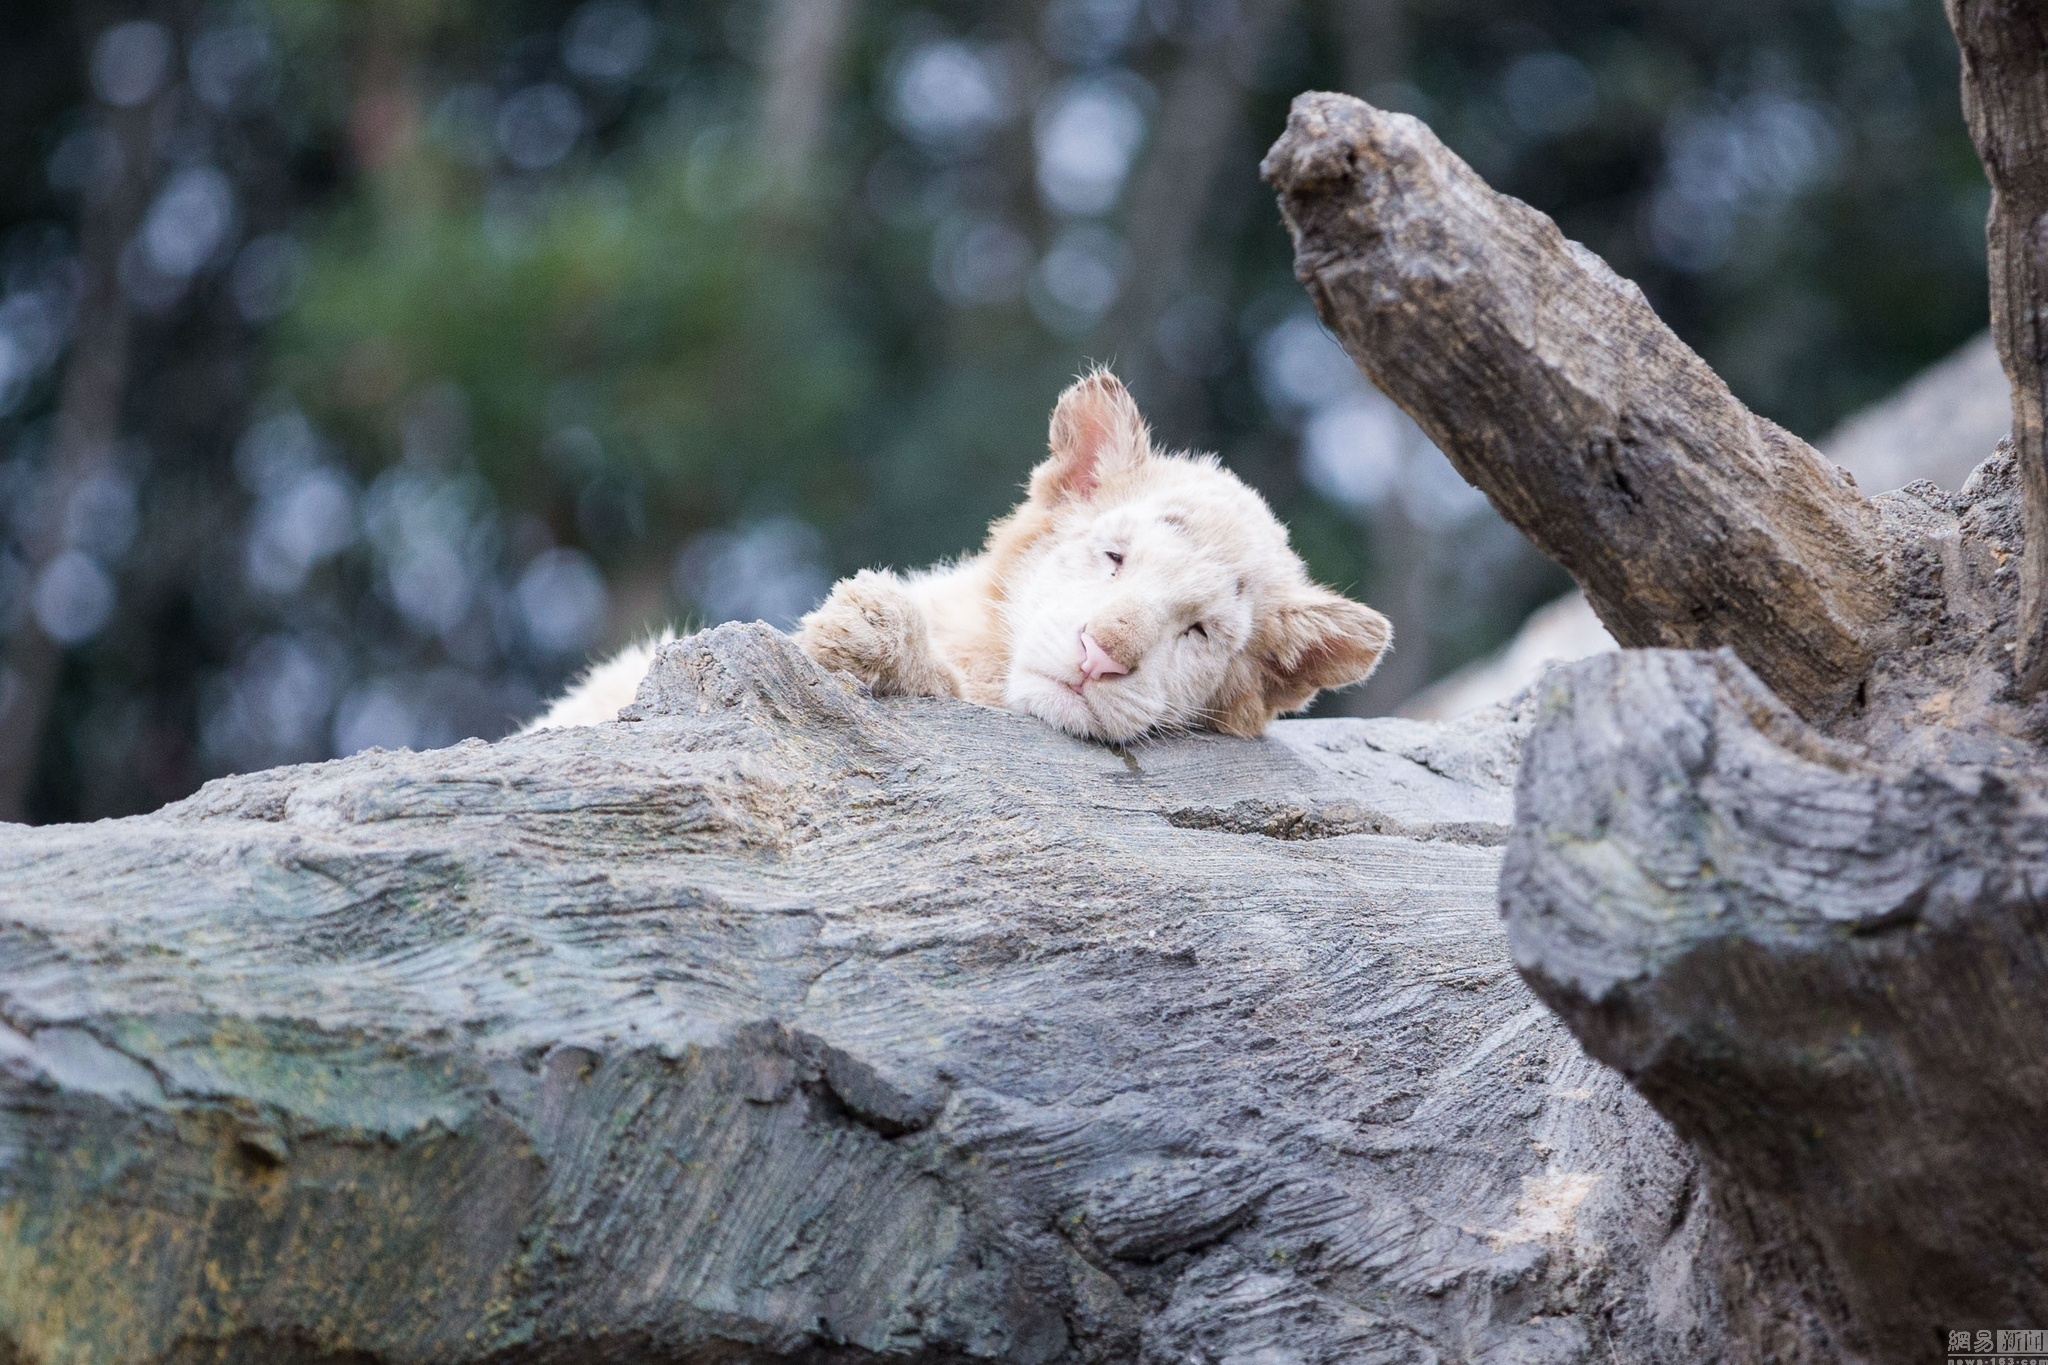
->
(1947, 0, 2048, 698)
(1260, 92, 1899, 725)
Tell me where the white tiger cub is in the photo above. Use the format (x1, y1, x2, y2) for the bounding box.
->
(526, 369, 1391, 742)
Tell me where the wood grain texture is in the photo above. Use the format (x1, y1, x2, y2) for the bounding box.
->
(0, 624, 1721, 1365)
(1260, 93, 1901, 726)
(1263, 88, 2048, 1364)
(1504, 646, 2048, 1362)
(1947, 0, 2048, 697)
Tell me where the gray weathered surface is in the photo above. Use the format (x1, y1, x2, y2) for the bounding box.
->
(0, 623, 1715, 1364)
(1949, 0, 2048, 696)
(1261, 92, 2046, 765)
(1409, 328, 2018, 723)
(1505, 648, 2048, 1362)
(1263, 81, 2048, 1365)
(1261, 93, 1900, 727)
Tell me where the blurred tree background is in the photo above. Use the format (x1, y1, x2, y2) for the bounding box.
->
(0, 0, 1989, 823)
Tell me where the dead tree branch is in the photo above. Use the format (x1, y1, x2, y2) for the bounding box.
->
(1261, 94, 1904, 726)
(1267, 87, 2048, 1362)
(1948, 0, 2048, 698)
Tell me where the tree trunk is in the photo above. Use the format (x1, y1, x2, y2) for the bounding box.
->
(0, 624, 1724, 1364)
(1948, 0, 2048, 698)
(1505, 644, 2048, 1362)
(1262, 65, 2048, 1363)
(1108, 0, 1294, 443)
(756, 0, 856, 191)
(0, 12, 157, 822)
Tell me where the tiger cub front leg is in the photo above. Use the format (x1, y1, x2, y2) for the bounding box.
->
(794, 570, 964, 698)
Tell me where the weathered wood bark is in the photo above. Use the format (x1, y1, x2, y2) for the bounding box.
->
(1505, 646, 2048, 1362)
(0, 624, 1720, 1364)
(1264, 84, 2048, 1365)
(1261, 95, 1906, 729)
(1948, 0, 2048, 698)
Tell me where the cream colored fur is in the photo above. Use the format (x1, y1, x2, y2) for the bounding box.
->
(520, 628, 674, 733)
(526, 371, 1390, 742)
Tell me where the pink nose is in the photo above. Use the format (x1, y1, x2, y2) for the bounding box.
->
(1077, 630, 1130, 683)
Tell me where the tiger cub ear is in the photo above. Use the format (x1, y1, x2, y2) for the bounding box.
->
(1259, 588, 1392, 715)
(1029, 367, 1152, 505)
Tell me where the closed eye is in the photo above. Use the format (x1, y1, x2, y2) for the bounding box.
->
(1185, 622, 1208, 639)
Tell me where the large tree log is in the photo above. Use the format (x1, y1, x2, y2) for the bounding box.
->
(1263, 75, 2048, 1364)
(1409, 329, 2021, 722)
(0, 624, 1720, 1364)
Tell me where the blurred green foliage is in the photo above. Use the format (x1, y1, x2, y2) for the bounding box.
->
(283, 151, 870, 547)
